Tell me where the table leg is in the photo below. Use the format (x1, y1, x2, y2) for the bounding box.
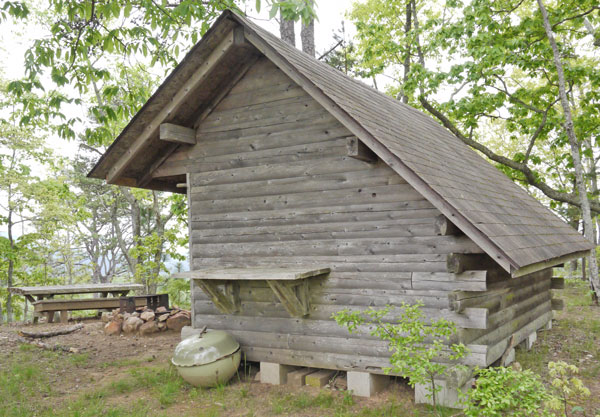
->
(60, 310, 69, 324)
(32, 295, 43, 324)
(98, 292, 109, 317)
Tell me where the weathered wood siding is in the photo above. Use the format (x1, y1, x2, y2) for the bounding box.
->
(163, 57, 552, 372)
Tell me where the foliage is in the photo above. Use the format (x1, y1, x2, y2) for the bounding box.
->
(3, 0, 315, 146)
(546, 361, 591, 416)
(333, 301, 467, 408)
(463, 366, 552, 417)
(349, 0, 600, 214)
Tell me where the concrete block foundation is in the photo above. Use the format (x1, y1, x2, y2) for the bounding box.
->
(260, 362, 295, 385)
(415, 378, 471, 409)
(347, 371, 389, 397)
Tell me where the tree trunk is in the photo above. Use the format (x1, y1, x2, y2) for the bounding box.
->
(6, 191, 14, 323)
(401, 1, 412, 103)
(300, 1, 315, 57)
(538, 0, 600, 302)
(279, 11, 295, 46)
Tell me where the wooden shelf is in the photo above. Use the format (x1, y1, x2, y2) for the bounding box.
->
(173, 267, 330, 317)
(172, 267, 330, 281)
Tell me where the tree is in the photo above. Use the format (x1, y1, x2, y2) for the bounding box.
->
(537, 0, 599, 299)
(349, 0, 599, 292)
(0, 84, 67, 322)
(300, 0, 315, 56)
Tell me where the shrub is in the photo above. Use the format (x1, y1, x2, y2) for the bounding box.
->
(546, 361, 591, 417)
(333, 301, 467, 408)
(463, 366, 552, 417)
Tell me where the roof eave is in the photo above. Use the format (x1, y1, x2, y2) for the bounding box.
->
(511, 248, 593, 278)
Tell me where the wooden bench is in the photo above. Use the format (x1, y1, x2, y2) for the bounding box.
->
(33, 294, 170, 324)
(9, 284, 144, 323)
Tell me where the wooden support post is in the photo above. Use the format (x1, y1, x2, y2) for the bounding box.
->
(550, 277, 565, 289)
(266, 280, 310, 317)
(60, 310, 69, 324)
(159, 123, 196, 145)
(346, 136, 377, 163)
(434, 215, 462, 236)
(195, 280, 240, 314)
(447, 253, 499, 274)
(45, 311, 55, 323)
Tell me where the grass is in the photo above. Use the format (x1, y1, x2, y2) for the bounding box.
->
(1, 279, 597, 416)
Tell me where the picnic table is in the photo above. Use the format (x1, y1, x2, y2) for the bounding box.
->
(9, 283, 144, 324)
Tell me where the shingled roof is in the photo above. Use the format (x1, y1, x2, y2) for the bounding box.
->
(89, 10, 594, 276)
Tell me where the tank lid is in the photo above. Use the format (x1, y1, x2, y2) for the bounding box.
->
(172, 330, 240, 367)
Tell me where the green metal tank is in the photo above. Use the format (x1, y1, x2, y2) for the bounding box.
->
(172, 330, 241, 387)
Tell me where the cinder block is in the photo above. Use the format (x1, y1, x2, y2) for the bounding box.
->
(544, 319, 552, 330)
(260, 362, 295, 385)
(415, 378, 471, 409)
(287, 368, 317, 387)
(525, 331, 537, 350)
(305, 370, 335, 388)
(347, 371, 389, 397)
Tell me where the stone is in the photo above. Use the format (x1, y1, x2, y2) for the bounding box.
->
(158, 313, 169, 322)
(157, 321, 167, 331)
(347, 372, 389, 397)
(140, 311, 155, 322)
(139, 320, 159, 336)
(101, 312, 113, 323)
(131, 312, 140, 318)
(166, 312, 191, 332)
(306, 370, 336, 388)
(156, 306, 168, 313)
(122, 316, 143, 334)
(122, 312, 131, 320)
(104, 320, 122, 336)
(260, 362, 295, 385)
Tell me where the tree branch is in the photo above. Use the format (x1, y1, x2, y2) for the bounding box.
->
(419, 97, 600, 214)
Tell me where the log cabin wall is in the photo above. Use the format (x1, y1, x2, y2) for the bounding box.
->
(163, 57, 553, 372)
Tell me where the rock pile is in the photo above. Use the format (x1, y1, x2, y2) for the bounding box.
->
(103, 306, 191, 337)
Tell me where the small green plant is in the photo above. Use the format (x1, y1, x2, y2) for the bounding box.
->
(333, 301, 467, 409)
(463, 366, 552, 417)
(546, 361, 591, 416)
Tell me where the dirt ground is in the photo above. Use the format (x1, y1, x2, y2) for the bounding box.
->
(1, 280, 599, 416)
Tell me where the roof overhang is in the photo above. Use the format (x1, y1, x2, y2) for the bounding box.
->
(88, 12, 258, 193)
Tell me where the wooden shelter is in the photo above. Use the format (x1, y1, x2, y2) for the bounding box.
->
(89, 11, 594, 403)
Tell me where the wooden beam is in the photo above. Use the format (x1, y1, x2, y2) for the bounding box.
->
(138, 142, 180, 186)
(346, 136, 377, 163)
(159, 123, 196, 145)
(446, 253, 500, 274)
(106, 29, 238, 184)
(434, 215, 462, 236)
(511, 250, 592, 278)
